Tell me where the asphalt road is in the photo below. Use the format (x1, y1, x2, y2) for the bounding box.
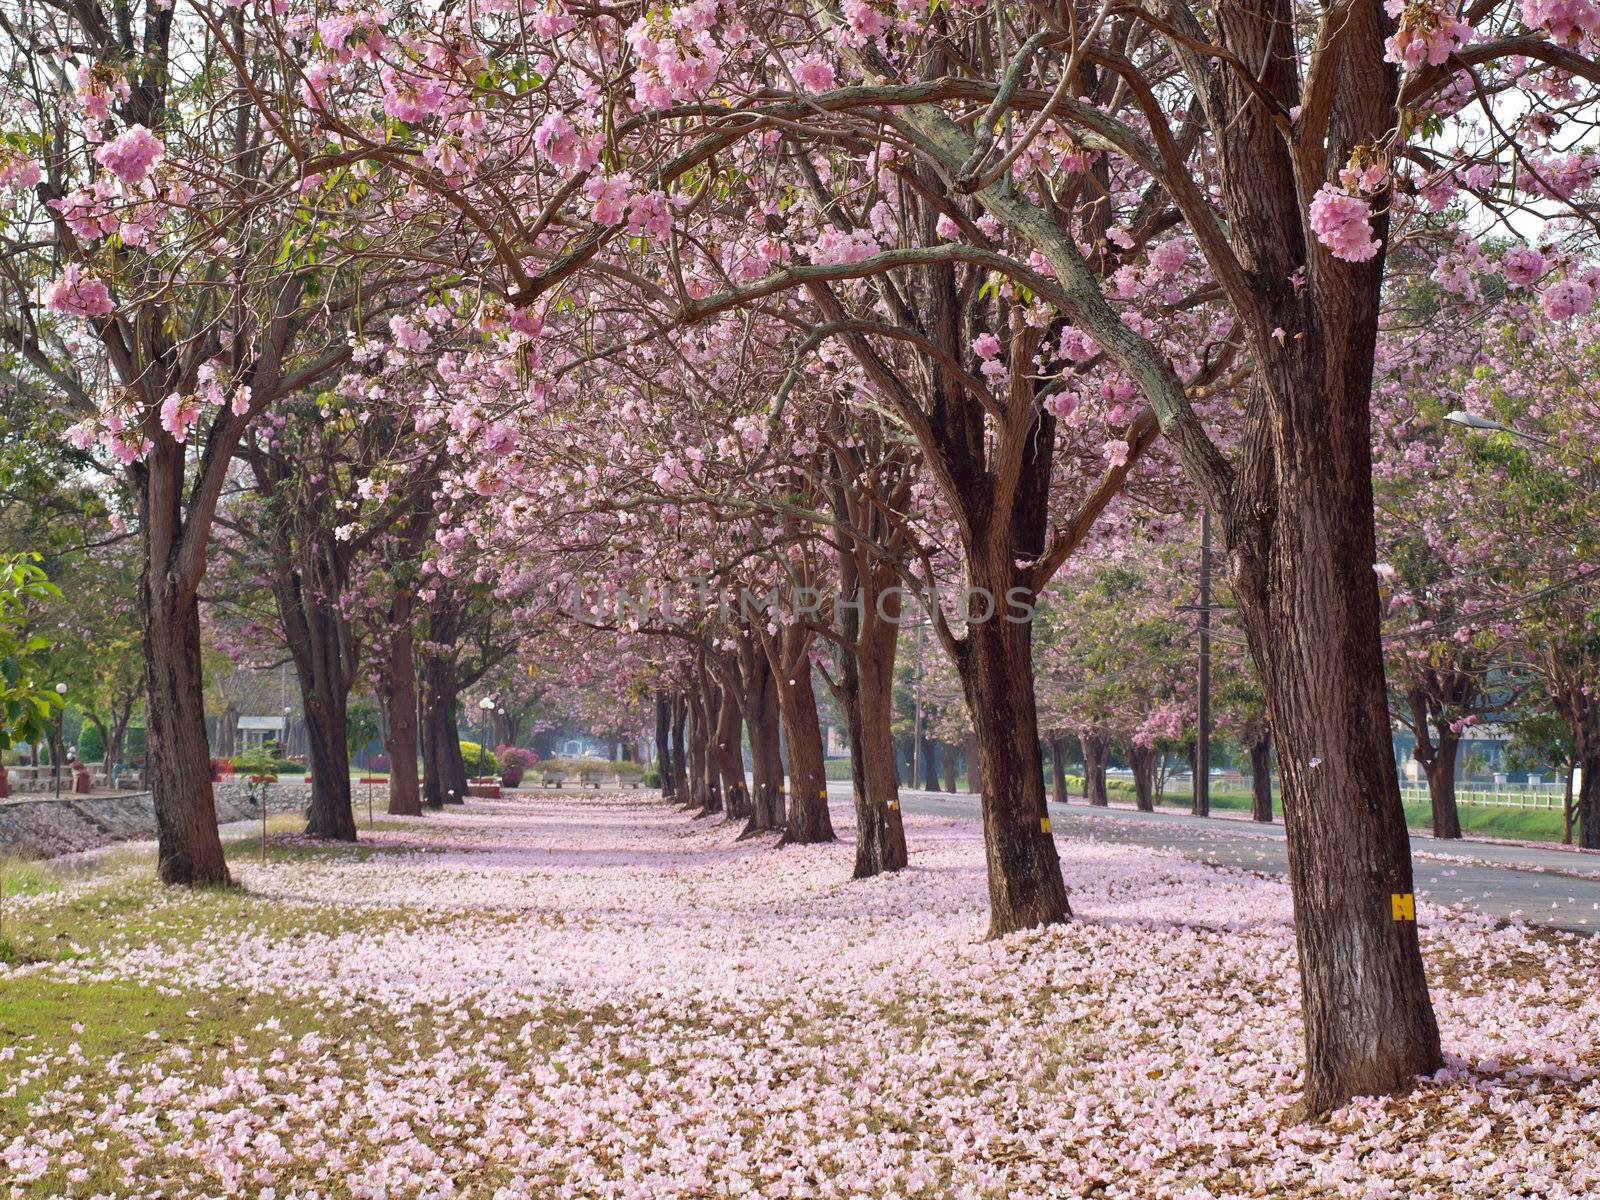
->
(828, 782, 1600, 935)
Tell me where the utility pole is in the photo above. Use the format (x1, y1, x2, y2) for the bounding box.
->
(1195, 509, 1212, 817)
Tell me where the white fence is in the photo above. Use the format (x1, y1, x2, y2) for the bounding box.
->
(1400, 781, 1568, 811)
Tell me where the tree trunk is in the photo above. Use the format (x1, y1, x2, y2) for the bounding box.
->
(920, 736, 940, 791)
(852, 601, 908, 877)
(1228, 483, 1442, 1113)
(1187, 742, 1207, 817)
(1250, 732, 1274, 823)
(655, 691, 675, 801)
(1048, 735, 1069, 806)
(956, 606, 1070, 937)
(141, 574, 229, 886)
(671, 692, 689, 804)
(85, 714, 111, 774)
(1579, 750, 1600, 851)
(942, 743, 958, 793)
(1082, 734, 1109, 806)
(963, 731, 981, 794)
(1422, 729, 1462, 840)
(213, 706, 237, 760)
(712, 672, 749, 821)
(380, 599, 421, 817)
(107, 703, 133, 777)
(686, 680, 718, 814)
(1562, 760, 1575, 845)
(777, 663, 836, 846)
(742, 642, 784, 835)
(1130, 744, 1156, 813)
(301, 681, 355, 839)
(421, 651, 466, 807)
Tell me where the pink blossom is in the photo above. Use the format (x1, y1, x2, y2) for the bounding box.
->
(626, 190, 672, 241)
(1383, 0, 1473, 70)
(381, 68, 446, 123)
(1058, 327, 1099, 362)
(533, 111, 593, 171)
(793, 56, 835, 91)
(809, 227, 880, 266)
(0, 149, 40, 191)
(389, 314, 433, 352)
(1501, 244, 1546, 287)
(94, 124, 164, 186)
(1520, 0, 1600, 47)
(1540, 277, 1595, 320)
(43, 265, 114, 317)
(971, 331, 1002, 360)
(842, 0, 891, 40)
(584, 174, 631, 226)
(1148, 238, 1188, 275)
(159, 392, 202, 442)
(1308, 184, 1382, 262)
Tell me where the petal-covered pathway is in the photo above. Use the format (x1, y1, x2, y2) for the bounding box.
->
(3, 793, 1597, 1198)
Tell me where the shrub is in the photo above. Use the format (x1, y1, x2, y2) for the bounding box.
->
(495, 745, 538, 787)
(644, 765, 662, 788)
(77, 724, 104, 763)
(459, 740, 499, 776)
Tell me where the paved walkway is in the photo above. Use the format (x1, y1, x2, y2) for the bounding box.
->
(827, 782, 1600, 935)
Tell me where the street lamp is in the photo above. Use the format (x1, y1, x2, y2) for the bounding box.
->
(53, 683, 68, 799)
(1444, 409, 1554, 446)
(477, 697, 494, 778)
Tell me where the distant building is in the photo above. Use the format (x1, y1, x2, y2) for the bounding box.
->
(208, 666, 305, 759)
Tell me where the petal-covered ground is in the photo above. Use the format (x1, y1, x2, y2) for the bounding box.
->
(2, 793, 1598, 1199)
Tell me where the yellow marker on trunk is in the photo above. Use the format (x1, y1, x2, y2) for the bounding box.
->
(1040, 817, 1051, 833)
(1391, 893, 1415, 921)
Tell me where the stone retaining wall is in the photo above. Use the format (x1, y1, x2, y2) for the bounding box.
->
(0, 781, 309, 861)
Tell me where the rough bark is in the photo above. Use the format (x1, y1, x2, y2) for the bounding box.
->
(941, 743, 958, 793)
(1420, 730, 1462, 840)
(420, 614, 467, 808)
(776, 663, 836, 845)
(1129, 743, 1157, 813)
(213, 705, 237, 760)
(852, 592, 908, 877)
(1580, 750, 1600, 851)
(1405, 686, 1463, 840)
(1081, 734, 1109, 806)
(1249, 731, 1274, 823)
(741, 639, 785, 835)
(655, 690, 676, 801)
(670, 692, 689, 804)
(686, 678, 718, 814)
(920, 737, 940, 791)
(1048, 735, 1070, 806)
(379, 596, 421, 817)
(141, 565, 229, 886)
(711, 670, 749, 821)
(955, 602, 1071, 937)
(964, 731, 981, 795)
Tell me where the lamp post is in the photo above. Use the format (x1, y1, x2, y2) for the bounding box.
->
(1444, 409, 1555, 446)
(477, 697, 494, 778)
(52, 682, 67, 799)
